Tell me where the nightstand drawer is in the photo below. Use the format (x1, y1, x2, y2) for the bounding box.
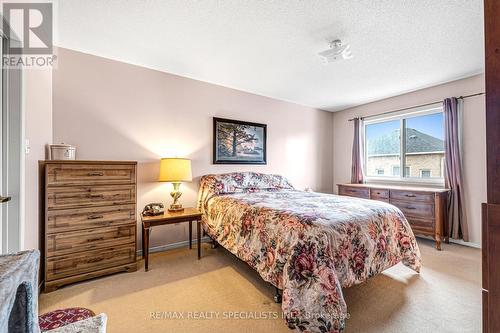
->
(47, 225, 136, 257)
(46, 163, 136, 186)
(47, 204, 136, 234)
(46, 244, 136, 281)
(47, 185, 136, 209)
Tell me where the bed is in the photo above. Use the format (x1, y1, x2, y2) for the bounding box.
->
(198, 172, 421, 333)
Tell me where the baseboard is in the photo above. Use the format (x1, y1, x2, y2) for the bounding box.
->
(448, 238, 481, 249)
(416, 234, 481, 249)
(136, 236, 211, 257)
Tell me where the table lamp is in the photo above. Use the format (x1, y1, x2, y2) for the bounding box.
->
(159, 158, 192, 212)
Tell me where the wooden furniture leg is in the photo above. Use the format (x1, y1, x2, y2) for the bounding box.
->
(197, 219, 201, 259)
(435, 234, 442, 251)
(144, 227, 150, 271)
(141, 224, 145, 259)
(189, 220, 193, 249)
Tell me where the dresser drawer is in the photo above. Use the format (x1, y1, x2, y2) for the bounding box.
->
(46, 163, 136, 186)
(338, 186, 370, 199)
(390, 190, 434, 203)
(407, 218, 435, 234)
(370, 188, 389, 200)
(47, 204, 136, 234)
(391, 199, 435, 219)
(46, 225, 136, 257)
(46, 244, 136, 281)
(47, 185, 136, 209)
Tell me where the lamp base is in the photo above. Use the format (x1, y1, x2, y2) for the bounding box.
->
(168, 203, 184, 212)
(168, 182, 184, 212)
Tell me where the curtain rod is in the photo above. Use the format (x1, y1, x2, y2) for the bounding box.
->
(347, 92, 485, 122)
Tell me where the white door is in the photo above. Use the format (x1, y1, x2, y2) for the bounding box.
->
(0, 35, 23, 254)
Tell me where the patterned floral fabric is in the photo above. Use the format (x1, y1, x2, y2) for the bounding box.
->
(202, 171, 294, 195)
(198, 172, 422, 333)
(39, 308, 95, 332)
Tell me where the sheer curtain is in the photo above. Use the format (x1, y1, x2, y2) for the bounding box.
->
(443, 97, 469, 241)
(351, 117, 364, 184)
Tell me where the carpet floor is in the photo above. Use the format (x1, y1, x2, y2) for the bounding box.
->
(39, 239, 481, 333)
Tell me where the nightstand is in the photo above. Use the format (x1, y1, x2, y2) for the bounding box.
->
(141, 208, 203, 271)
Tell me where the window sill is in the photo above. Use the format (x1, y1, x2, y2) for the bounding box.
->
(364, 177, 445, 189)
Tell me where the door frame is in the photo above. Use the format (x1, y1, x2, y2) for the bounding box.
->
(0, 24, 25, 254)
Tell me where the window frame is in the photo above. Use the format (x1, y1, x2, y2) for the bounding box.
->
(363, 103, 445, 186)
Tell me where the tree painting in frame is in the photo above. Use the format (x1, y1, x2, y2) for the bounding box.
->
(213, 117, 267, 164)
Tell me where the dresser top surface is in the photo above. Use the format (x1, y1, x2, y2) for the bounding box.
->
(337, 183, 450, 193)
(40, 160, 137, 165)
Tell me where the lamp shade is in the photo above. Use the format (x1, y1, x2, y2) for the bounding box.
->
(158, 158, 192, 182)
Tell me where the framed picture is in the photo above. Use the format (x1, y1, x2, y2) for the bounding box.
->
(213, 117, 267, 164)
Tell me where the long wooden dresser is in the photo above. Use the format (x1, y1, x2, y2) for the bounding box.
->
(337, 183, 450, 250)
(40, 161, 138, 292)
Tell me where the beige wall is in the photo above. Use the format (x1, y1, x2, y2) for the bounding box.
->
(333, 74, 486, 246)
(24, 68, 52, 250)
(52, 47, 334, 249)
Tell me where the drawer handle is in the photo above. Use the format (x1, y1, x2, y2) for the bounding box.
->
(90, 194, 104, 199)
(87, 214, 104, 220)
(348, 189, 357, 193)
(405, 194, 417, 198)
(88, 237, 104, 242)
(87, 257, 104, 263)
(405, 206, 416, 210)
(88, 172, 104, 176)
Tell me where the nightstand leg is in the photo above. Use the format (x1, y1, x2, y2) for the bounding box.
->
(197, 219, 201, 259)
(144, 227, 151, 271)
(141, 224, 145, 260)
(189, 220, 193, 249)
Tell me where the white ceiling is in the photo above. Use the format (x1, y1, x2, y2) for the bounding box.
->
(54, 0, 484, 112)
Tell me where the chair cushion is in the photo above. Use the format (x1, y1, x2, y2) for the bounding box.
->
(44, 313, 107, 333)
(39, 307, 95, 332)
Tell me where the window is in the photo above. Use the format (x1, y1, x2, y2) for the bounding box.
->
(364, 104, 444, 183)
(420, 169, 432, 178)
(392, 166, 411, 176)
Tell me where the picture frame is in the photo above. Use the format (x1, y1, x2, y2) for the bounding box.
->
(213, 117, 267, 164)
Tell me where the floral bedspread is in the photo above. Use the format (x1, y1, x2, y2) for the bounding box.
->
(198, 172, 421, 333)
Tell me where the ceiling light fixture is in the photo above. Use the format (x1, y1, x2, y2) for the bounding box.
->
(318, 39, 353, 63)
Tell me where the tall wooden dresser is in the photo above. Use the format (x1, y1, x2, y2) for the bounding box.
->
(40, 161, 138, 292)
(337, 183, 449, 250)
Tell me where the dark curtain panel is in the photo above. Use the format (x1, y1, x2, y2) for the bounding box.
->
(443, 97, 469, 241)
(351, 117, 364, 184)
